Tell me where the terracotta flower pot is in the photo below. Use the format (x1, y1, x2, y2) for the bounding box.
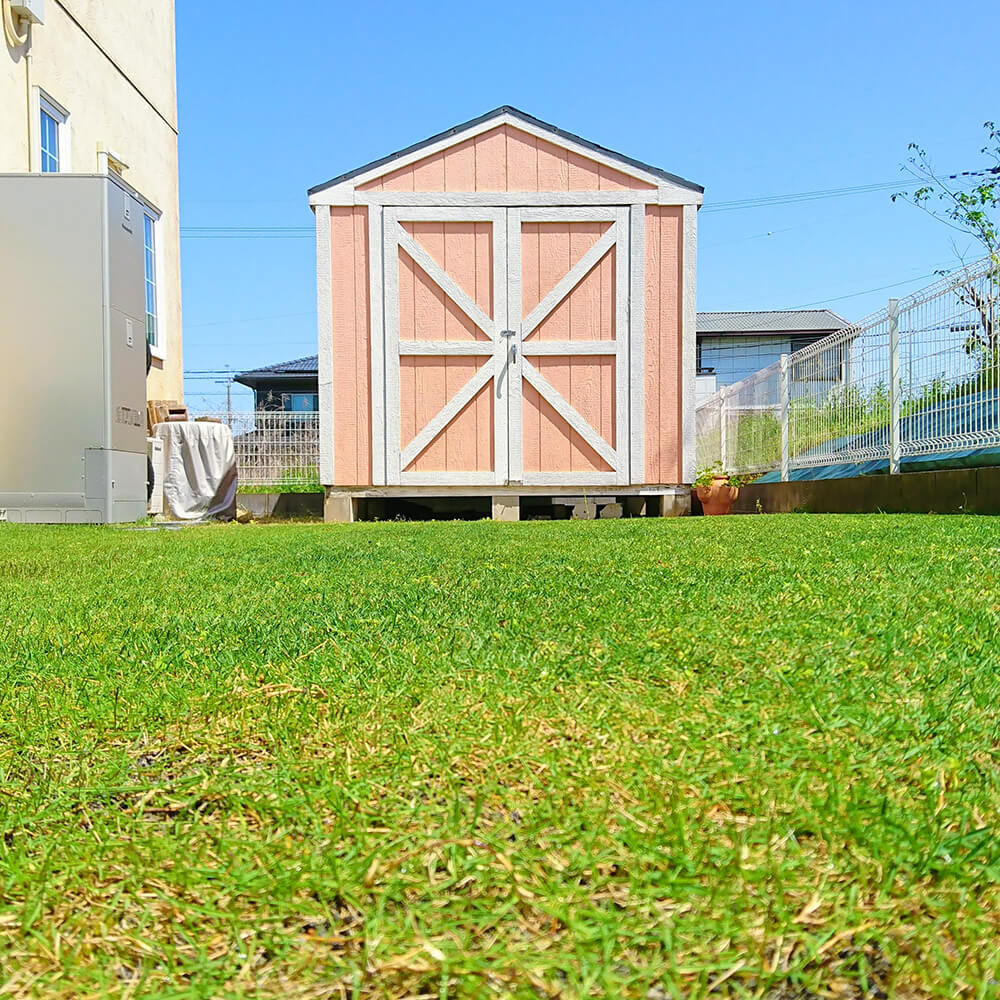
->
(696, 475, 739, 515)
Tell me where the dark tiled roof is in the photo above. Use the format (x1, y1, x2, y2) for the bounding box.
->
(696, 309, 849, 335)
(308, 106, 704, 197)
(233, 355, 319, 388)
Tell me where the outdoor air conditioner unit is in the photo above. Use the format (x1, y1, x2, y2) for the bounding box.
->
(10, 0, 44, 24)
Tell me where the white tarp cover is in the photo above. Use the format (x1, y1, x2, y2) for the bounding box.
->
(154, 421, 237, 521)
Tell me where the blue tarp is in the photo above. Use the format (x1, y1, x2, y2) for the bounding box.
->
(757, 390, 1000, 483)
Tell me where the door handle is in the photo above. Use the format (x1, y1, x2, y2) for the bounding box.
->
(500, 329, 517, 363)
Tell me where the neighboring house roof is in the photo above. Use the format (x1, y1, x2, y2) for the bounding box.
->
(234, 355, 320, 389)
(696, 309, 849, 336)
(308, 106, 704, 197)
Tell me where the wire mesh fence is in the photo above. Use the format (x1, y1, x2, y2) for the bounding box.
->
(190, 411, 321, 489)
(695, 255, 1000, 477)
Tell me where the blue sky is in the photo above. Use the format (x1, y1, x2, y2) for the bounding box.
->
(177, 0, 999, 410)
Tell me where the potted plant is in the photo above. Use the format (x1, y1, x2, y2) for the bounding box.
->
(693, 465, 753, 516)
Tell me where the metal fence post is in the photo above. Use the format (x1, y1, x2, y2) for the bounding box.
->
(779, 353, 790, 482)
(719, 386, 729, 471)
(888, 297, 900, 474)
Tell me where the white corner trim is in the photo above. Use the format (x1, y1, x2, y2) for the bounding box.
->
(315, 206, 334, 485)
(309, 180, 354, 206)
(658, 183, 703, 207)
(308, 109, 701, 204)
(681, 204, 698, 483)
(368, 204, 386, 485)
(628, 204, 646, 483)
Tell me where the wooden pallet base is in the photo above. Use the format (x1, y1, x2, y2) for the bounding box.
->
(323, 486, 690, 523)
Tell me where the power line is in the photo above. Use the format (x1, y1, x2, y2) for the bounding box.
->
(186, 311, 315, 329)
(177, 167, 997, 238)
(791, 263, 958, 309)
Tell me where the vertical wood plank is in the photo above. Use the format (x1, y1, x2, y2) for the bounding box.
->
(474, 127, 507, 191)
(681, 204, 698, 482)
(353, 207, 372, 486)
(444, 136, 476, 191)
(567, 150, 601, 190)
(535, 136, 570, 190)
(506, 129, 538, 191)
(330, 207, 357, 484)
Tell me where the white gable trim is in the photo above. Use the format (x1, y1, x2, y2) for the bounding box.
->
(309, 111, 702, 207)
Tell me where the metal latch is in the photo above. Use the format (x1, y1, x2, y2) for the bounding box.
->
(500, 329, 518, 363)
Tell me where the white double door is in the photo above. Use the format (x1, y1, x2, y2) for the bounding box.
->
(377, 205, 632, 487)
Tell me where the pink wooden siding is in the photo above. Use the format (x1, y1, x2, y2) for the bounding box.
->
(521, 221, 616, 473)
(399, 223, 495, 473)
(329, 207, 372, 486)
(359, 125, 656, 193)
(322, 117, 692, 489)
(644, 206, 683, 484)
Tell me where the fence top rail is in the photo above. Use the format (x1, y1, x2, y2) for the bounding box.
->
(694, 254, 999, 417)
(897, 254, 1000, 311)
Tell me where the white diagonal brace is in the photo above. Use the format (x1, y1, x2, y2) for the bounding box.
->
(395, 227, 495, 338)
(400, 360, 494, 470)
(521, 359, 618, 470)
(521, 226, 618, 339)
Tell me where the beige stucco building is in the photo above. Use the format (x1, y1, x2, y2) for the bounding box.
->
(1, 0, 183, 400)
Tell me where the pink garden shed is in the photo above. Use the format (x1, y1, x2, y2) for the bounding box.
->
(308, 107, 702, 521)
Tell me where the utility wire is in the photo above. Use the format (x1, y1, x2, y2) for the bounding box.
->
(178, 168, 996, 237)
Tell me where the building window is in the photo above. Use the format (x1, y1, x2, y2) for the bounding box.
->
(39, 95, 68, 173)
(286, 393, 319, 413)
(144, 214, 158, 348)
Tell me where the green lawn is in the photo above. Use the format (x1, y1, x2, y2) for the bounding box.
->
(2, 515, 1000, 998)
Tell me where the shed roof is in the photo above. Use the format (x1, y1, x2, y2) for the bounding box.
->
(696, 309, 849, 335)
(308, 106, 704, 197)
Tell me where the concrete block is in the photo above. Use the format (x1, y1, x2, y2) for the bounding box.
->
(492, 496, 520, 521)
(570, 502, 597, 519)
(598, 502, 623, 519)
(324, 492, 356, 523)
(661, 492, 691, 517)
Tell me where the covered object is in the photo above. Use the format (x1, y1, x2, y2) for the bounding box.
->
(308, 107, 702, 518)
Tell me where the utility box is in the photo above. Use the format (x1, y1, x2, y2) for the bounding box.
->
(0, 173, 150, 523)
(10, 0, 44, 25)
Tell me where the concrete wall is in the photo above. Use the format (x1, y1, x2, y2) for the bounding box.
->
(734, 467, 1000, 515)
(1, 0, 183, 400)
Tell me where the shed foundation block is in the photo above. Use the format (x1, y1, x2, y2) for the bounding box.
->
(324, 491, 358, 523)
(492, 496, 520, 521)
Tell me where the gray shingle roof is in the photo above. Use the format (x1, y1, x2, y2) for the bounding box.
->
(308, 106, 704, 197)
(696, 309, 849, 335)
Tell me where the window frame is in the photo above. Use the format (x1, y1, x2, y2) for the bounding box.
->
(36, 91, 70, 173)
(143, 210, 167, 361)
